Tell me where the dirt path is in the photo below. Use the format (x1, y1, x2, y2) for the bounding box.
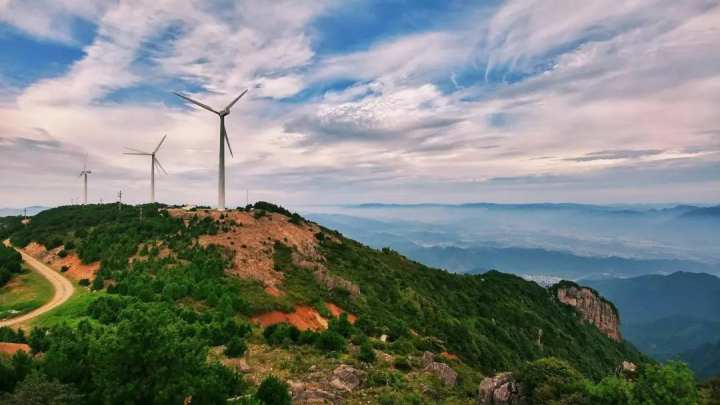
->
(0, 243, 75, 328)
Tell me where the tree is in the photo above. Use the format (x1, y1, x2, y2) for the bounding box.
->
(0, 371, 81, 405)
(91, 274, 104, 291)
(587, 375, 634, 405)
(633, 361, 698, 405)
(256, 375, 291, 405)
(516, 357, 589, 404)
(225, 337, 247, 358)
(358, 340, 376, 363)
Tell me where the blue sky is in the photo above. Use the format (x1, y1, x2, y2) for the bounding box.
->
(0, 0, 718, 207)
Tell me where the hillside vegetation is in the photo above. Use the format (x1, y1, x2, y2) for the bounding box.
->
(0, 203, 703, 404)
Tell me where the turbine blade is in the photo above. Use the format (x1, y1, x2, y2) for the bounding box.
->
(124, 147, 150, 154)
(222, 125, 234, 157)
(174, 92, 219, 114)
(154, 157, 168, 175)
(153, 134, 167, 154)
(225, 89, 248, 111)
(123, 152, 149, 156)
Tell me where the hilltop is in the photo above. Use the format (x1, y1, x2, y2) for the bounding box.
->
(0, 203, 701, 404)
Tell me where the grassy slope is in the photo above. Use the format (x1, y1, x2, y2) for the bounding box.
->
(315, 235, 645, 379)
(0, 265, 54, 319)
(1, 205, 645, 380)
(29, 283, 104, 328)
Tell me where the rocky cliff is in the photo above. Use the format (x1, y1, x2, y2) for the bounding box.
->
(555, 282, 621, 341)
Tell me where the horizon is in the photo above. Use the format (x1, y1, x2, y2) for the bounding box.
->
(2, 1, 720, 207)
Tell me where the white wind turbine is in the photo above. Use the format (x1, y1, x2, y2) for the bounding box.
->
(79, 156, 92, 205)
(123, 135, 168, 203)
(174, 89, 248, 210)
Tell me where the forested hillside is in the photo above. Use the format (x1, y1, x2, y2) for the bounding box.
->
(0, 204, 703, 404)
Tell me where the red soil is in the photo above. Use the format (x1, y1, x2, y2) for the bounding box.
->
(168, 208, 324, 293)
(21, 242, 99, 282)
(325, 302, 357, 324)
(441, 351, 459, 361)
(0, 342, 30, 356)
(252, 302, 357, 331)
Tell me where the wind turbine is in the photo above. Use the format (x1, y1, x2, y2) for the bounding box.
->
(174, 89, 248, 210)
(123, 135, 168, 203)
(79, 157, 92, 205)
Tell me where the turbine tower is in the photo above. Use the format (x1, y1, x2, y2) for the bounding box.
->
(123, 135, 168, 203)
(174, 89, 248, 210)
(79, 157, 92, 205)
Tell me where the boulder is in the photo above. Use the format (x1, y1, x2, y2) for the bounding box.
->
(290, 380, 341, 404)
(330, 364, 366, 392)
(478, 372, 527, 405)
(421, 352, 457, 386)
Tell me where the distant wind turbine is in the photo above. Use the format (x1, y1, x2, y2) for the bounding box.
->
(79, 156, 92, 205)
(123, 135, 168, 203)
(174, 89, 248, 210)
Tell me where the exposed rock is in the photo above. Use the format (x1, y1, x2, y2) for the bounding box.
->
(617, 360, 638, 377)
(313, 269, 360, 297)
(290, 380, 342, 404)
(330, 364, 366, 392)
(421, 352, 457, 386)
(556, 283, 621, 341)
(478, 372, 527, 405)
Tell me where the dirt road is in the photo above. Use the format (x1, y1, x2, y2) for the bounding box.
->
(0, 244, 75, 328)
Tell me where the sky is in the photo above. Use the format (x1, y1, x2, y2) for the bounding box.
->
(0, 0, 719, 208)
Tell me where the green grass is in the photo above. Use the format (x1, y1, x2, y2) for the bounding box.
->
(29, 283, 104, 328)
(0, 265, 54, 319)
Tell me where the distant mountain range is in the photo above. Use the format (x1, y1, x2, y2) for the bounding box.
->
(0, 206, 50, 217)
(585, 272, 720, 378)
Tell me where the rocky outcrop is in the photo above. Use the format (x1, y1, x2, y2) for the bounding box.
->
(313, 269, 360, 297)
(422, 351, 458, 386)
(555, 282, 621, 341)
(478, 372, 527, 405)
(330, 364, 366, 392)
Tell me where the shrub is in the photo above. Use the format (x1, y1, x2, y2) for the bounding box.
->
(393, 356, 412, 371)
(358, 341, 376, 363)
(91, 275, 105, 291)
(256, 375, 291, 405)
(224, 337, 247, 358)
(329, 313, 354, 338)
(516, 357, 589, 404)
(633, 361, 698, 404)
(57, 249, 68, 258)
(368, 369, 405, 388)
(60, 265, 70, 272)
(63, 240, 76, 250)
(315, 331, 346, 352)
(264, 324, 301, 346)
(78, 279, 90, 286)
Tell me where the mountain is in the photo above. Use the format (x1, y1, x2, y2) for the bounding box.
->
(585, 272, 720, 325)
(682, 205, 720, 219)
(678, 340, 720, 380)
(0, 206, 50, 217)
(0, 203, 647, 404)
(305, 205, 720, 277)
(585, 272, 720, 378)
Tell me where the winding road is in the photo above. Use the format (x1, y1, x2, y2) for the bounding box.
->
(0, 243, 75, 328)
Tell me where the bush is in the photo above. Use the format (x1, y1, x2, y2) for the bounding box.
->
(256, 375, 291, 405)
(263, 324, 301, 346)
(358, 341, 376, 363)
(63, 240, 76, 250)
(91, 275, 104, 291)
(393, 356, 412, 371)
(78, 279, 90, 286)
(57, 249, 68, 258)
(315, 331, 346, 352)
(224, 337, 247, 358)
(60, 266, 70, 272)
(516, 357, 589, 404)
(633, 361, 698, 404)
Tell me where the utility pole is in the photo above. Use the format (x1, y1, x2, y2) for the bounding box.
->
(23, 208, 27, 218)
(117, 191, 123, 211)
(139, 206, 143, 221)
